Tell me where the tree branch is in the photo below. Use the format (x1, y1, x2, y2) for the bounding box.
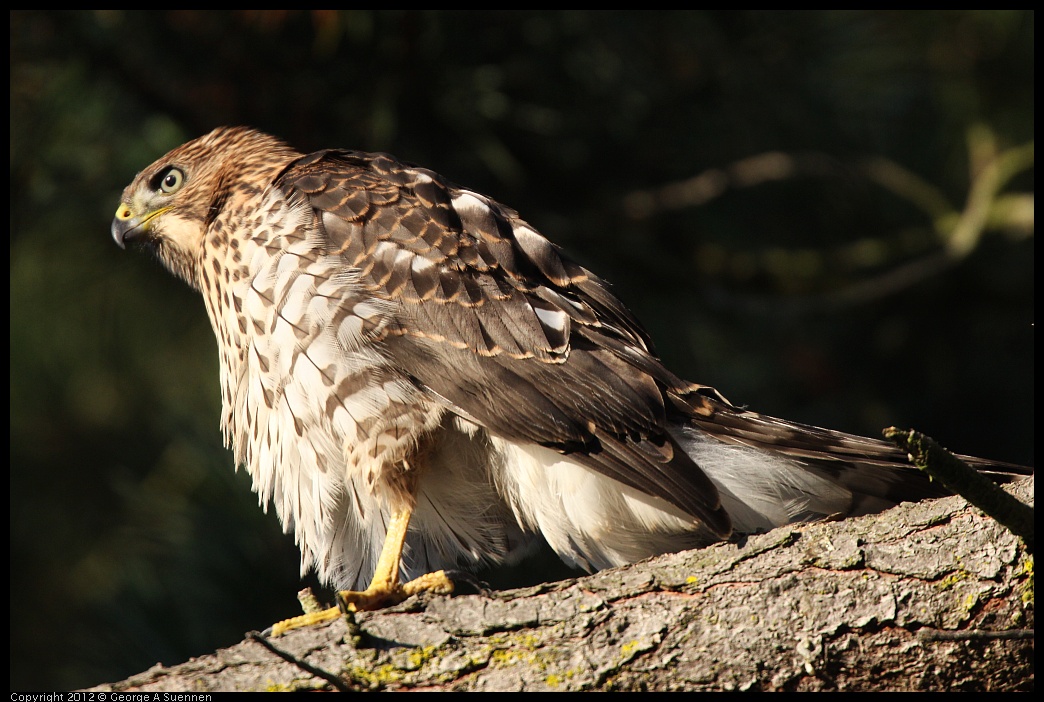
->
(84, 478, 1034, 692)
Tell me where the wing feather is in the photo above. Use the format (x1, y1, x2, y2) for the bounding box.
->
(275, 150, 732, 537)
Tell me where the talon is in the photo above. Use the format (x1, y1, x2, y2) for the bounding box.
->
(336, 586, 403, 612)
(402, 570, 455, 597)
(266, 506, 457, 636)
(335, 570, 455, 613)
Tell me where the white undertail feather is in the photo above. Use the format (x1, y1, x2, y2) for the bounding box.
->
(489, 437, 714, 572)
(670, 426, 857, 533)
(485, 426, 879, 574)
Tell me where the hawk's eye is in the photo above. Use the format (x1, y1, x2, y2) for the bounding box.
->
(157, 167, 185, 194)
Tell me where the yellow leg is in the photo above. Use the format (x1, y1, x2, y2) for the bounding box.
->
(269, 504, 454, 636)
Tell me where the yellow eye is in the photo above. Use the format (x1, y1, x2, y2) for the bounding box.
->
(159, 167, 185, 194)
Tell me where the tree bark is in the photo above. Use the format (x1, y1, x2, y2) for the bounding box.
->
(85, 477, 1033, 692)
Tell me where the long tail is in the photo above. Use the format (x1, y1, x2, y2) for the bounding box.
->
(672, 404, 1031, 535)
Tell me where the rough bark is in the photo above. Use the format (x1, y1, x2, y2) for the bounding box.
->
(85, 477, 1033, 692)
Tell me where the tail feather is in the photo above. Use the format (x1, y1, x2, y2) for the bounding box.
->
(673, 406, 1031, 536)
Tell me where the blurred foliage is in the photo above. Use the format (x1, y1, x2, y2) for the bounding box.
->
(10, 10, 1033, 691)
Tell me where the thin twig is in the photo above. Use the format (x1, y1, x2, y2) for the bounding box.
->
(247, 630, 352, 692)
(883, 427, 1034, 553)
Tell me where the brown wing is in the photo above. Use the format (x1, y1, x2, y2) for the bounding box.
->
(275, 149, 733, 538)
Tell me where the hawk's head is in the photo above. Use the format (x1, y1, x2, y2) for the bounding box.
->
(112, 126, 300, 289)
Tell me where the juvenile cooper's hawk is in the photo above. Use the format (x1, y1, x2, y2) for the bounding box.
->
(113, 127, 1026, 632)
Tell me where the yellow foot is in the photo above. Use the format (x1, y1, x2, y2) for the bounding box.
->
(269, 606, 343, 636)
(339, 569, 456, 611)
(268, 570, 456, 637)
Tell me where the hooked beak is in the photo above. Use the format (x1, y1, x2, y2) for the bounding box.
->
(111, 204, 170, 249)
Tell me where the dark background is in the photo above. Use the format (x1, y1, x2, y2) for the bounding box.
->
(10, 10, 1033, 691)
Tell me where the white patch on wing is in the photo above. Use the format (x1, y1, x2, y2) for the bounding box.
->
(511, 225, 549, 255)
(452, 191, 492, 215)
(512, 225, 543, 244)
(534, 305, 568, 333)
(393, 248, 414, 269)
(411, 254, 436, 274)
(373, 240, 398, 258)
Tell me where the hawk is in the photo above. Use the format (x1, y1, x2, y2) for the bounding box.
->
(113, 127, 1027, 633)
